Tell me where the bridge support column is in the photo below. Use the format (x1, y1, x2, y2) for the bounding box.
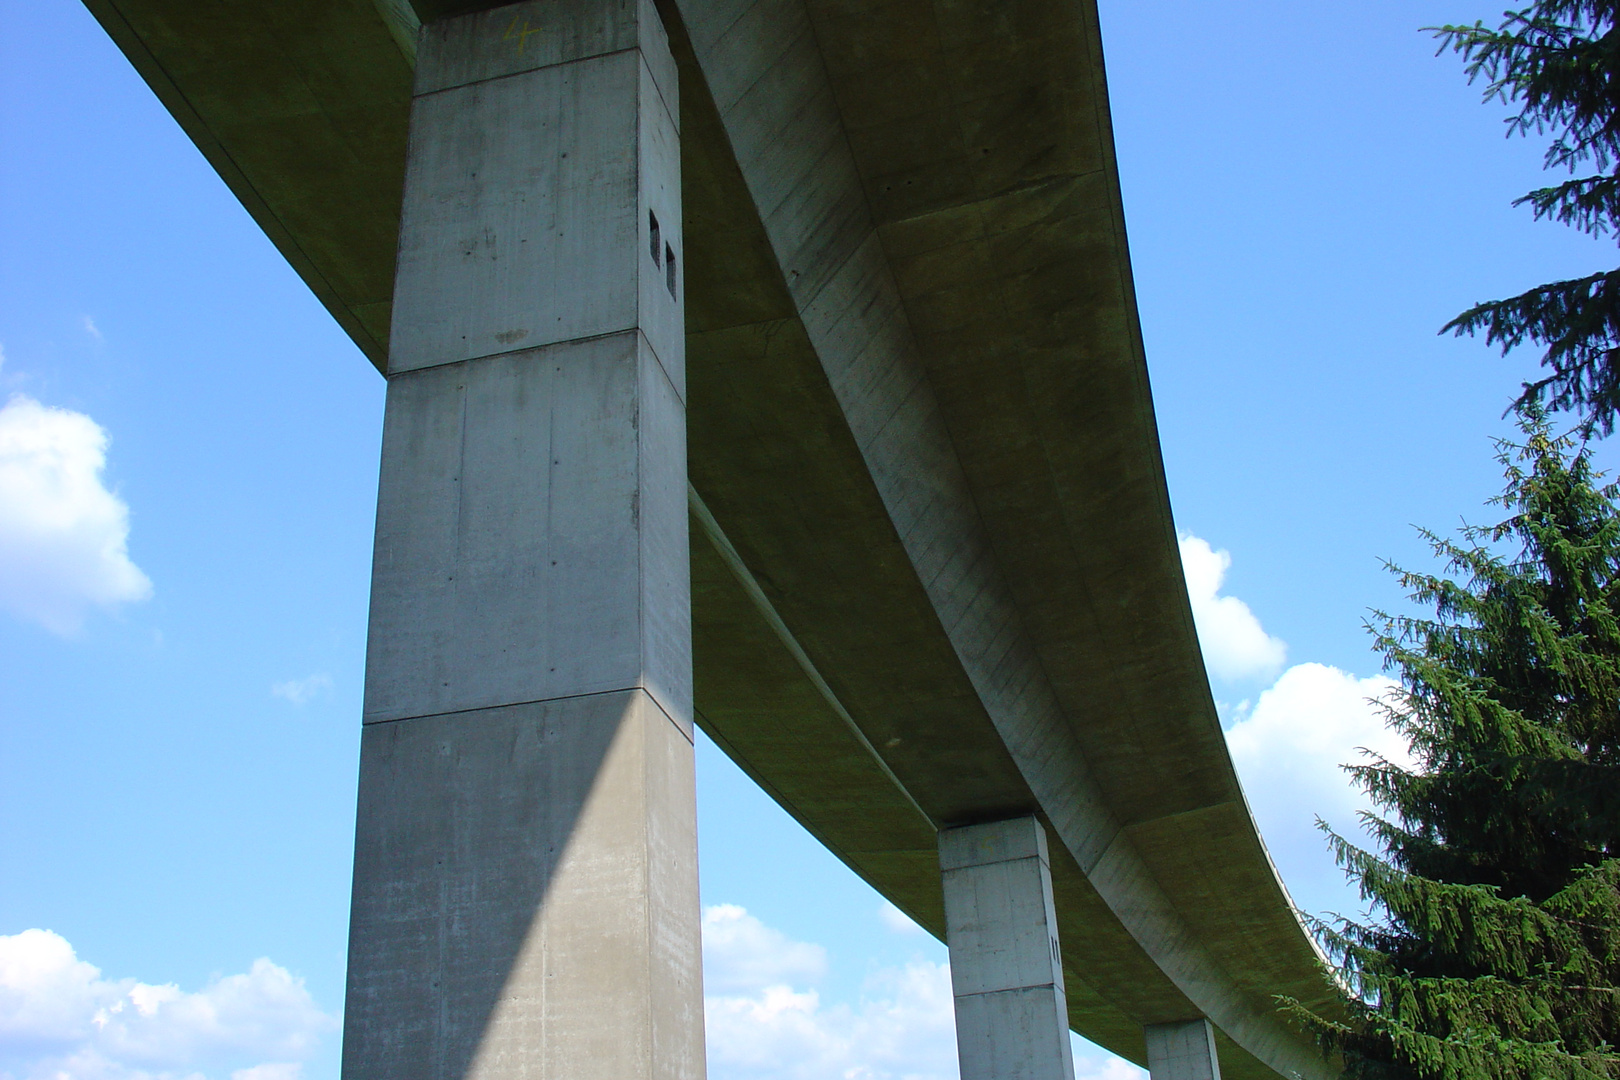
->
(1145, 1020, 1222, 1080)
(939, 817, 1077, 1080)
(341, 3, 698, 1080)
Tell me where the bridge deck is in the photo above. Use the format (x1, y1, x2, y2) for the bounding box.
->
(80, 0, 1343, 1076)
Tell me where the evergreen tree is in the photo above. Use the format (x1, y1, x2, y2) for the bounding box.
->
(1287, 408, 1620, 1080)
(1435, 3, 1620, 435)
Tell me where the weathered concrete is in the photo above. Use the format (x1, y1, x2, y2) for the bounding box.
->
(941, 818, 1075, 1080)
(345, 691, 702, 1080)
(1147, 1020, 1224, 1080)
(670, 3, 1335, 1077)
(81, 2, 1348, 1078)
(363, 331, 689, 730)
(342, 3, 702, 1078)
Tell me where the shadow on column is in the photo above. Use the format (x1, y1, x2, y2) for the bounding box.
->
(342, 689, 702, 1080)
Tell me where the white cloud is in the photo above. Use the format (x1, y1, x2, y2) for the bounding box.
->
(1072, 1048, 1147, 1080)
(705, 961, 958, 1080)
(703, 904, 1148, 1080)
(1179, 535, 1286, 682)
(1223, 662, 1414, 918)
(703, 904, 957, 1080)
(0, 394, 152, 634)
(877, 902, 925, 936)
(231, 1065, 302, 1080)
(1225, 662, 1408, 834)
(702, 905, 827, 995)
(0, 929, 334, 1080)
(82, 318, 104, 344)
(270, 675, 332, 707)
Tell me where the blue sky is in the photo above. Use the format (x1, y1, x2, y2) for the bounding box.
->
(2, 1, 1615, 1079)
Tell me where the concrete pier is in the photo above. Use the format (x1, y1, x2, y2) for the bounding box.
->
(341, 3, 701, 1079)
(940, 818, 1077, 1080)
(1145, 1020, 1223, 1080)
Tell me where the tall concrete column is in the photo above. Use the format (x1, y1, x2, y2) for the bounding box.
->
(340, 3, 699, 1080)
(939, 817, 1077, 1080)
(1144, 1020, 1222, 1080)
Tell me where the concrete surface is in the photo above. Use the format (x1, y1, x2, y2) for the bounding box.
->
(345, 692, 703, 1080)
(670, 2, 1335, 1075)
(343, 4, 703, 1078)
(940, 819, 1076, 1080)
(1147, 1020, 1224, 1080)
(364, 331, 690, 730)
(79, 0, 1346, 1077)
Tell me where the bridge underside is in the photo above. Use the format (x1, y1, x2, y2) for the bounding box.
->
(81, 0, 1342, 1076)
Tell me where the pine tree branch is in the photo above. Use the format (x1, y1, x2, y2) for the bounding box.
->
(1444, 270, 1620, 436)
(1517, 174, 1620, 237)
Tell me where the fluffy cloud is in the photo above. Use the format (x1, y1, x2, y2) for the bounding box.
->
(877, 902, 925, 936)
(0, 394, 152, 634)
(705, 963, 957, 1080)
(0, 929, 335, 1080)
(1223, 663, 1412, 917)
(1226, 663, 1408, 838)
(702, 905, 1147, 1080)
(1176, 534, 1421, 913)
(1179, 535, 1286, 682)
(231, 1067, 302, 1080)
(1073, 1051, 1147, 1080)
(703, 905, 956, 1080)
(702, 905, 827, 995)
(270, 675, 332, 707)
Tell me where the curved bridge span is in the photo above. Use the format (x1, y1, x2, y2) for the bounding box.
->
(81, 2, 1341, 1079)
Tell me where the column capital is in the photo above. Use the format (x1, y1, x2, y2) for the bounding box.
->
(939, 814, 1050, 872)
(1145, 1017, 1223, 1080)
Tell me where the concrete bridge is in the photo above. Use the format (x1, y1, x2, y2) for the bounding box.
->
(79, 2, 1343, 1080)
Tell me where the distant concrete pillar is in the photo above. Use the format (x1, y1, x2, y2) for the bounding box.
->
(939, 816, 1076, 1080)
(340, 2, 698, 1080)
(1144, 1020, 1222, 1080)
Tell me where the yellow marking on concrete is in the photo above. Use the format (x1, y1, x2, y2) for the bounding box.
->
(502, 14, 542, 56)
